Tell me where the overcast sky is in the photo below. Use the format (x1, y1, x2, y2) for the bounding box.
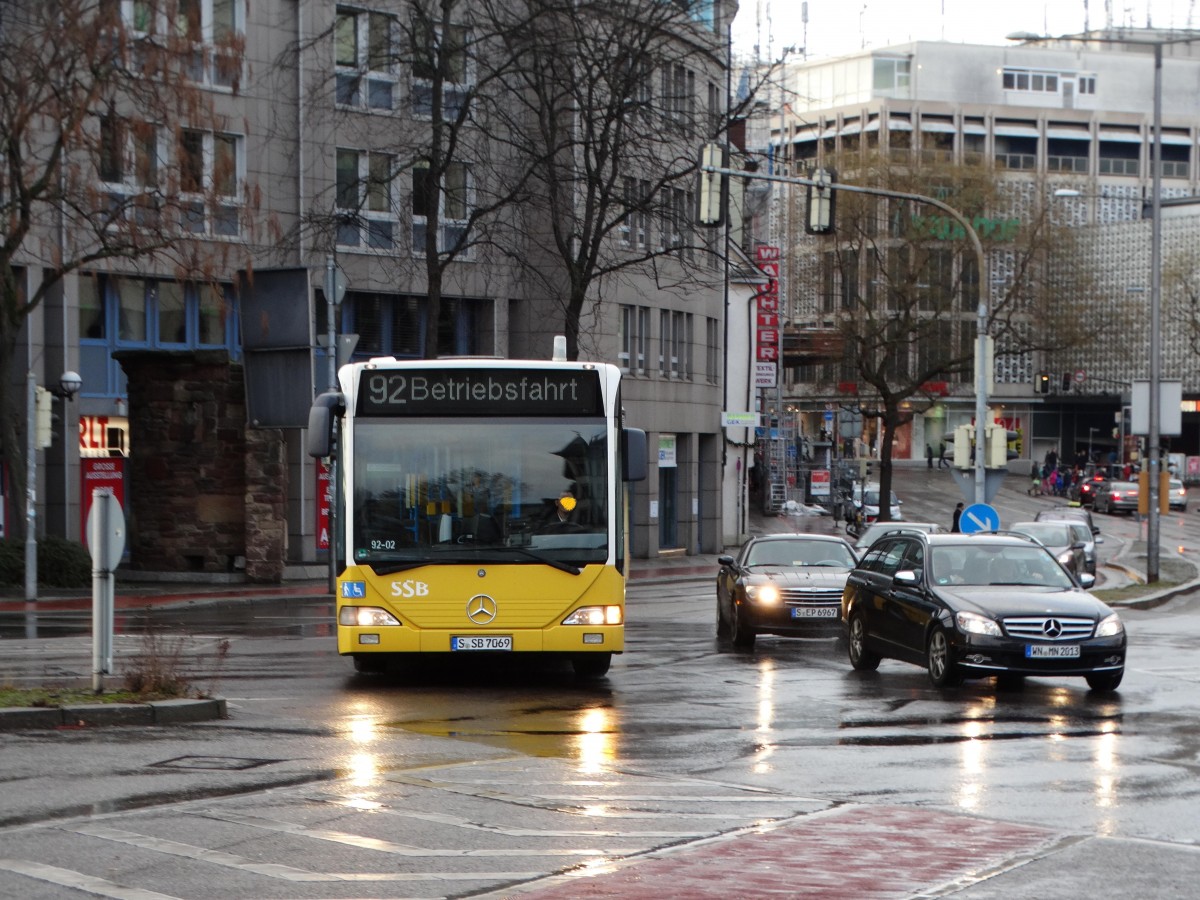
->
(731, 1, 1200, 61)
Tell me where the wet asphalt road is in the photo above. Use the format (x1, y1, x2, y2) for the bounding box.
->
(2, 466, 1200, 897)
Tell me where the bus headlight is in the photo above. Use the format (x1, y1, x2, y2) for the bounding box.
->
(562, 606, 622, 626)
(339, 606, 401, 627)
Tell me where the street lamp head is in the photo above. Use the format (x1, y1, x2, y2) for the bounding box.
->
(1005, 31, 1045, 42)
(58, 370, 82, 400)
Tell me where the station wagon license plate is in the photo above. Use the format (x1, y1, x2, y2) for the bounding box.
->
(452, 636, 513, 651)
(792, 607, 839, 619)
(1026, 644, 1080, 658)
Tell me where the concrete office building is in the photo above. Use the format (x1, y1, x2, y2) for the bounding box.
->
(5, 0, 737, 575)
(745, 29, 1200, 482)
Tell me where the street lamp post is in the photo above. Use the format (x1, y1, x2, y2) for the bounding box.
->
(1009, 29, 1200, 583)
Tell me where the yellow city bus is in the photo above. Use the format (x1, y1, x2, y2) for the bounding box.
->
(308, 351, 647, 678)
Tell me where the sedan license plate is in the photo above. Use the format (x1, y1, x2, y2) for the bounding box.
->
(452, 636, 513, 651)
(792, 607, 839, 619)
(1026, 644, 1080, 658)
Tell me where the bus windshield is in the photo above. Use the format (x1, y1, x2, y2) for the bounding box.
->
(351, 419, 610, 568)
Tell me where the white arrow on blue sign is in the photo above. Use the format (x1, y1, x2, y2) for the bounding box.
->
(959, 503, 1000, 534)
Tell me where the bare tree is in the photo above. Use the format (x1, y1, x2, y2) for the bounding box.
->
(0, 0, 243, 540)
(484, 0, 738, 360)
(798, 155, 1096, 517)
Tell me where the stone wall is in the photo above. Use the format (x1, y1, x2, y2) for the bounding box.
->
(114, 350, 287, 582)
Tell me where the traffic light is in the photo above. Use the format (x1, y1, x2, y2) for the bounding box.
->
(1062, 372, 1072, 392)
(35, 386, 53, 449)
(696, 142, 727, 227)
(953, 424, 974, 467)
(805, 167, 836, 234)
(1036, 373, 1050, 394)
(985, 423, 1020, 468)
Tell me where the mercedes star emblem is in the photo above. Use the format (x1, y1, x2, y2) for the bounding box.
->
(467, 594, 498, 624)
(1043, 618, 1063, 638)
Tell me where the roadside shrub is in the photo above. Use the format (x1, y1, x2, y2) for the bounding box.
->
(0, 536, 92, 588)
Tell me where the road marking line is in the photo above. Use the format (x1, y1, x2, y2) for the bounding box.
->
(0, 859, 179, 900)
(191, 810, 620, 856)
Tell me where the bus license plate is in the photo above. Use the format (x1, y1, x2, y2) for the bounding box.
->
(792, 607, 839, 619)
(1026, 644, 1080, 658)
(452, 636, 513, 651)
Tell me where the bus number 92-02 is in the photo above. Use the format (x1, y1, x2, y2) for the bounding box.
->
(369, 539, 397, 551)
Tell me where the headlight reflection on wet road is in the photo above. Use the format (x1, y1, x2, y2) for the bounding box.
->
(575, 706, 616, 774)
(753, 659, 776, 775)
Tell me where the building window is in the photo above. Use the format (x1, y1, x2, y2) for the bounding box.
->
(705, 316, 719, 384)
(98, 113, 162, 226)
(617, 305, 649, 374)
(1002, 67, 1060, 93)
(411, 160, 471, 257)
(345, 293, 491, 358)
(659, 188, 692, 259)
(110, 0, 242, 87)
(79, 274, 237, 397)
(411, 20, 471, 118)
(873, 57, 911, 92)
(621, 177, 650, 249)
(335, 7, 395, 110)
(659, 309, 670, 375)
(1078, 74, 1097, 94)
(177, 129, 242, 236)
(661, 63, 696, 130)
(336, 148, 396, 249)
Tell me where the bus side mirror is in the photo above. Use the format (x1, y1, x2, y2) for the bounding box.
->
(622, 428, 647, 482)
(307, 390, 345, 458)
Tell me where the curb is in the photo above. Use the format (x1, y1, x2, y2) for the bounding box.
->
(0, 697, 227, 732)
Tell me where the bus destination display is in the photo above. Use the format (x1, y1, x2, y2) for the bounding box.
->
(358, 368, 604, 417)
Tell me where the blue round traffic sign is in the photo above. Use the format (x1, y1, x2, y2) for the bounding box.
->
(959, 503, 1000, 534)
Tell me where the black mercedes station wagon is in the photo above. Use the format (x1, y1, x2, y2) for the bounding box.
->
(841, 532, 1126, 691)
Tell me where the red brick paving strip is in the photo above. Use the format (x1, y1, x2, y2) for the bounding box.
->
(517, 805, 1062, 899)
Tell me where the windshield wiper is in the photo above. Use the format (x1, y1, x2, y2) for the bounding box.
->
(487, 546, 582, 575)
(371, 560, 434, 576)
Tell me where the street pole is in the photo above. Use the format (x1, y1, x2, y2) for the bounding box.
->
(325, 255, 339, 594)
(1147, 43, 1163, 583)
(24, 370, 37, 602)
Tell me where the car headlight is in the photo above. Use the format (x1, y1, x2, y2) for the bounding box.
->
(339, 606, 401, 627)
(562, 605, 622, 626)
(1056, 550, 1075, 566)
(1095, 612, 1124, 637)
(745, 583, 781, 605)
(956, 610, 1002, 637)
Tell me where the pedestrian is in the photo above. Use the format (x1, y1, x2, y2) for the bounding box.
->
(952, 502, 964, 533)
(926, 443, 934, 469)
(938, 440, 948, 468)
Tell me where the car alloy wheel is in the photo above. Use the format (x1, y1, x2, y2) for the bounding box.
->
(927, 627, 963, 687)
(847, 612, 880, 671)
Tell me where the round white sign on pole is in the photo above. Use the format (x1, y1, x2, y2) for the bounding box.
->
(86, 489, 125, 571)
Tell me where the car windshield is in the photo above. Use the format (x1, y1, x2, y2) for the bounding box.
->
(862, 491, 898, 506)
(745, 540, 856, 568)
(1012, 524, 1070, 549)
(930, 544, 1076, 588)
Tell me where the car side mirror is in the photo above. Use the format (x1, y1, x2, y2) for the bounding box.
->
(718, 555, 735, 567)
(1095, 536, 1104, 545)
(894, 569, 920, 586)
(1079, 572, 1096, 589)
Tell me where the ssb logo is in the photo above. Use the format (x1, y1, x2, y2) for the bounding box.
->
(391, 579, 430, 598)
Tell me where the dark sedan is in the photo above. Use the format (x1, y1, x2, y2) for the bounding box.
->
(717, 533, 858, 649)
(841, 532, 1125, 691)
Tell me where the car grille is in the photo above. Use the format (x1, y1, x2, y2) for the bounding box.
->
(1002, 616, 1095, 641)
(781, 586, 844, 605)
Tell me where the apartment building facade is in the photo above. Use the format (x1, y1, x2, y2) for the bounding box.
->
(749, 30, 1200, 477)
(5, 0, 736, 573)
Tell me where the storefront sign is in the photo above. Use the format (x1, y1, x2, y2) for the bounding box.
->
(316, 459, 332, 551)
(754, 246, 781, 363)
(81, 458, 125, 544)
